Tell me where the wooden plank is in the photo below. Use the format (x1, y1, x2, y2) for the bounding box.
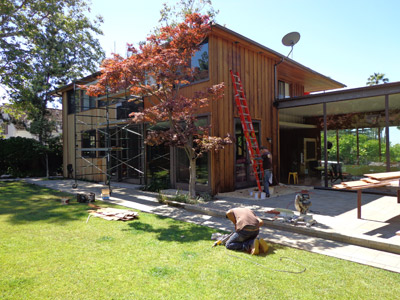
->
(341, 180, 370, 188)
(364, 171, 400, 180)
(361, 178, 381, 184)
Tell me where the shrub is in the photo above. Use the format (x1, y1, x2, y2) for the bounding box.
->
(0, 136, 62, 177)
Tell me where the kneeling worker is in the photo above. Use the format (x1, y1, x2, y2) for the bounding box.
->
(225, 207, 268, 255)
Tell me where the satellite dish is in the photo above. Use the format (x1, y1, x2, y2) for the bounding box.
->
(282, 32, 300, 58)
(282, 32, 300, 47)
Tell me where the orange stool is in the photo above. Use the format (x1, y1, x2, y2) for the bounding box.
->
(288, 172, 298, 184)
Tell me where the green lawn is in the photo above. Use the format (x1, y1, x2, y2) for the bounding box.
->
(0, 181, 399, 299)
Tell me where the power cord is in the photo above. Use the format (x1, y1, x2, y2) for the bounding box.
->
(227, 254, 306, 274)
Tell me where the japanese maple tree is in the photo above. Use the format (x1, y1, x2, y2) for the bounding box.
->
(86, 13, 231, 198)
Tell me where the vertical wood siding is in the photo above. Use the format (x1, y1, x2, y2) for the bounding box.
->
(208, 33, 280, 193)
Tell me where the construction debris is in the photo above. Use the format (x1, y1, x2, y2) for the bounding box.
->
(88, 207, 139, 221)
(60, 197, 70, 205)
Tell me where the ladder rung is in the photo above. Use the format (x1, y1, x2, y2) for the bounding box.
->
(231, 70, 264, 191)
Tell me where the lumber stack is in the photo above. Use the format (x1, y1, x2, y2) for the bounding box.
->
(333, 171, 400, 190)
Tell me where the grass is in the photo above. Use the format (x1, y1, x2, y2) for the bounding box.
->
(1, 181, 400, 299)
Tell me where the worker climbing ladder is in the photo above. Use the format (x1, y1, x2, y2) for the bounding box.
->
(230, 70, 264, 192)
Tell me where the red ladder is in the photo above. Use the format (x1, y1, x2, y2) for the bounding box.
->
(230, 70, 264, 192)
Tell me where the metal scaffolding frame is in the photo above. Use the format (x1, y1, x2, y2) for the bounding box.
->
(71, 79, 145, 193)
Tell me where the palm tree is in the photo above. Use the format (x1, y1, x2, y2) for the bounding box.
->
(366, 73, 389, 86)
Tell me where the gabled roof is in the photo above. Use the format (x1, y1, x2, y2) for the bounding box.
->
(211, 24, 346, 93)
(51, 24, 346, 96)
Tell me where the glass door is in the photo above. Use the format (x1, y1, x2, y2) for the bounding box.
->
(234, 118, 260, 188)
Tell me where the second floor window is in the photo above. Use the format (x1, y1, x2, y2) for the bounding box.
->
(278, 81, 291, 99)
(191, 39, 209, 82)
(81, 91, 96, 111)
(67, 90, 76, 114)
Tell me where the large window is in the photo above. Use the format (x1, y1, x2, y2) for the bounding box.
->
(81, 130, 96, 158)
(325, 96, 386, 180)
(389, 93, 400, 171)
(116, 99, 143, 119)
(67, 90, 76, 114)
(235, 119, 260, 186)
(81, 90, 96, 111)
(191, 39, 209, 82)
(176, 117, 209, 185)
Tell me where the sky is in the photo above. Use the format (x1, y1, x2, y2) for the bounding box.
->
(90, 0, 400, 90)
(1, 0, 399, 106)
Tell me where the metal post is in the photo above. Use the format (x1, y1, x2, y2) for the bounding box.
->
(323, 103, 328, 187)
(385, 95, 390, 172)
(73, 81, 78, 188)
(106, 83, 111, 194)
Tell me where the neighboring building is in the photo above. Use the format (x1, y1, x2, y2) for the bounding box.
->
(55, 24, 400, 194)
(0, 106, 62, 140)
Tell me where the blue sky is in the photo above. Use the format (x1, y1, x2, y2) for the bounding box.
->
(90, 0, 400, 90)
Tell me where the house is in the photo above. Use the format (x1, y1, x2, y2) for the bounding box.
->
(54, 24, 400, 195)
(0, 106, 62, 140)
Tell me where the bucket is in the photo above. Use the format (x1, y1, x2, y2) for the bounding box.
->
(101, 189, 110, 200)
(254, 192, 266, 199)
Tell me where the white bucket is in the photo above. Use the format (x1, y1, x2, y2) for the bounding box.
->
(254, 192, 266, 199)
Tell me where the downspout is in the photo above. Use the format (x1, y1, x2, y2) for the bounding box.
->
(274, 58, 284, 100)
(273, 58, 284, 183)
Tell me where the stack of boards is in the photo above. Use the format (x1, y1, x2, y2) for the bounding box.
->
(333, 171, 400, 190)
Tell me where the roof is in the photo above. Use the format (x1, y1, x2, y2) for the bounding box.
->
(49, 72, 101, 96)
(275, 81, 400, 110)
(50, 24, 346, 96)
(211, 24, 346, 92)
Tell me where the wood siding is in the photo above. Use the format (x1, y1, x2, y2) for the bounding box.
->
(207, 32, 278, 193)
(61, 25, 345, 194)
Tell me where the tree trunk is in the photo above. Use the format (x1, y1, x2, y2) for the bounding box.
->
(186, 138, 197, 199)
(188, 156, 196, 199)
(45, 151, 49, 178)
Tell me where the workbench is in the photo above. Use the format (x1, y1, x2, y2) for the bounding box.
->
(333, 171, 400, 219)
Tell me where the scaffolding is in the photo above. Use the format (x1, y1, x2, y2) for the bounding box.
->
(70, 79, 145, 193)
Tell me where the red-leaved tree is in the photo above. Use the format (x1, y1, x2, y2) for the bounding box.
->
(86, 13, 231, 198)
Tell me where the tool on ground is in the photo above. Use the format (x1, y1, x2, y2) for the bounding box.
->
(77, 192, 95, 203)
(267, 191, 316, 227)
(212, 232, 234, 247)
(292, 190, 316, 227)
(230, 70, 264, 193)
(60, 197, 69, 205)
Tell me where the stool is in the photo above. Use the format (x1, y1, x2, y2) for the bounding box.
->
(288, 172, 298, 184)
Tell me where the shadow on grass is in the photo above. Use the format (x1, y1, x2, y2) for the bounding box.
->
(0, 181, 89, 224)
(125, 216, 217, 243)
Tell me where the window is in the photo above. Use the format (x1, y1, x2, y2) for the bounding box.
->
(191, 39, 209, 82)
(81, 90, 96, 111)
(98, 130, 106, 157)
(67, 90, 76, 114)
(235, 120, 260, 184)
(278, 81, 290, 99)
(116, 99, 143, 120)
(176, 117, 209, 185)
(81, 130, 96, 158)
